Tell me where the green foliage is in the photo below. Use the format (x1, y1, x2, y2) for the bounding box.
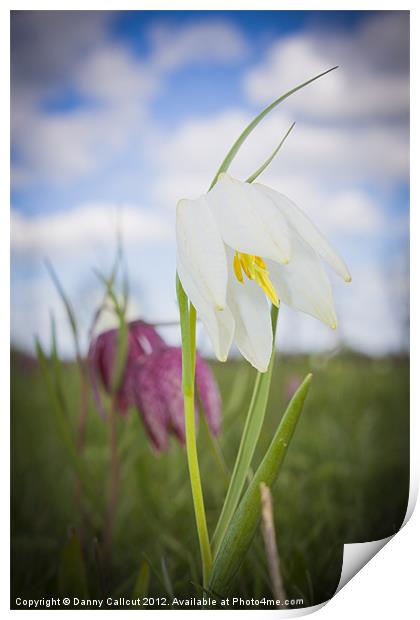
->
(45, 259, 81, 360)
(34, 339, 98, 514)
(209, 374, 312, 595)
(58, 530, 89, 599)
(11, 352, 409, 608)
(132, 560, 150, 598)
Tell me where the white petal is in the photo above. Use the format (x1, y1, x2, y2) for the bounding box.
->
(267, 235, 338, 329)
(255, 183, 352, 282)
(208, 173, 291, 263)
(176, 195, 228, 310)
(227, 256, 273, 372)
(177, 251, 234, 362)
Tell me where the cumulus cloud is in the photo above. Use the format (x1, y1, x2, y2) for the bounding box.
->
(11, 13, 248, 188)
(76, 45, 158, 104)
(11, 203, 171, 256)
(12, 104, 138, 184)
(244, 12, 409, 122)
(337, 264, 409, 355)
(148, 19, 248, 71)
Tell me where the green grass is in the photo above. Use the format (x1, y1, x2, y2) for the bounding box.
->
(11, 350, 409, 609)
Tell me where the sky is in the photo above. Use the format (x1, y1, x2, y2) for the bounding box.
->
(10, 10, 410, 358)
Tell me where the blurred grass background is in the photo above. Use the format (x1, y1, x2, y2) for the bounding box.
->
(11, 350, 409, 608)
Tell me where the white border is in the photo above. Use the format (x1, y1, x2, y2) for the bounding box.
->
(3, 2, 417, 617)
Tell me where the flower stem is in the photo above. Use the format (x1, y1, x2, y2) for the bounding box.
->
(104, 394, 119, 568)
(177, 277, 212, 586)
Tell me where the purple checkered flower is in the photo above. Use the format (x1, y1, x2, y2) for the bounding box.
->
(88, 320, 166, 415)
(132, 347, 221, 452)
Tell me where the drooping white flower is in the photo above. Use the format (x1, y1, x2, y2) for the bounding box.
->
(176, 173, 351, 373)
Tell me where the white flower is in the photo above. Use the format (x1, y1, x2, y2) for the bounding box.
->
(176, 173, 351, 373)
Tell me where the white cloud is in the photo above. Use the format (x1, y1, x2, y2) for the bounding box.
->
(11, 203, 172, 256)
(11, 15, 248, 188)
(77, 45, 158, 104)
(148, 20, 248, 71)
(244, 12, 409, 121)
(321, 191, 386, 235)
(150, 109, 251, 205)
(337, 264, 408, 355)
(149, 109, 405, 239)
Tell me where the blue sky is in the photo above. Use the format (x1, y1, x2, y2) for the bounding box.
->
(11, 10, 409, 357)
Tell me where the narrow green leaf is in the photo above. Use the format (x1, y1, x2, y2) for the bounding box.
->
(49, 312, 69, 417)
(93, 269, 129, 393)
(45, 259, 80, 360)
(160, 556, 174, 599)
(111, 312, 128, 393)
(91, 538, 107, 598)
(212, 305, 279, 556)
(122, 263, 130, 314)
(142, 552, 174, 598)
(208, 66, 338, 189)
(35, 338, 100, 517)
(132, 560, 150, 598)
(208, 373, 313, 595)
(58, 529, 89, 599)
(246, 122, 296, 184)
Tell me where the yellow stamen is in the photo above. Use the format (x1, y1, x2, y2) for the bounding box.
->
(239, 253, 254, 279)
(233, 251, 279, 306)
(233, 252, 244, 283)
(254, 256, 266, 269)
(255, 271, 280, 307)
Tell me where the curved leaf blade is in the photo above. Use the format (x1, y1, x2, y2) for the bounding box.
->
(246, 122, 295, 184)
(208, 66, 338, 190)
(58, 529, 89, 599)
(208, 373, 313, 595)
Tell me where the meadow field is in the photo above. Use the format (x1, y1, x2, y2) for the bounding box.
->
(11, 350, 409, 609)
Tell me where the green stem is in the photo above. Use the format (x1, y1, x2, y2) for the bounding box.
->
(177, 277, 212, 586)
(212, 305, 279, 556)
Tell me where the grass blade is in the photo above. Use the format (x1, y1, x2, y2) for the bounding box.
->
(160, 556, 174, 599)
(35, 338, 100, 518)
(212, 306, 279, 556)
(246, 122, 295, 184)
(49, 312, 69, 418)
(132, 560, 150, 598)
(208, 374, 313, 595)
(93, 268, 129, 393)
(208, 66, 338, 190)
(45, 259, 80, 360)
(58, 529, 89, 598)
(111, 312, 128, 393)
